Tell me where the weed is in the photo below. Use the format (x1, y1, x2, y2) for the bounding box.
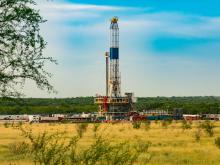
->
(8, 141, 29, 155)
(161, 120, 168, 128)
(134, 140, 151, 153)
(182, 120, 192, 130)
(119, 128, 124, 132)
(4, 122, 9, 128)
(75, 123, 88, 138)
(132, 122, 141, 129)
(108, 142, 139, 165)
(93, 123, 100, 137)
(11, 121, 14, 127)
(200, 120, 215, 137)
(18, 121, 23, 127)
(19, 127, 77, 165)
(80, 137, 111, 164)
(215, 137, 220, 149)
(167, 118, 173, 125)
(194, 128, 201, 142)
(14, 126, 151, 165)
(143, 121, 151, 131)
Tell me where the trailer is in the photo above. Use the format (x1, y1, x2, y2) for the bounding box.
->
(39, 117, 63, 123)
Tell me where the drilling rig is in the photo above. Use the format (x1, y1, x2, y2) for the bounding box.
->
(94, 17, 136, 118)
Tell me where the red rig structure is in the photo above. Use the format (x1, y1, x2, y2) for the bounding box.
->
(94, 17, 136, 118)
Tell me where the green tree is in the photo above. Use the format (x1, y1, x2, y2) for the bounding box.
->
(0, 0, 56, 98)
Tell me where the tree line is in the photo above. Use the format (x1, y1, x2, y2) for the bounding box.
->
(0, 96, 220, 115)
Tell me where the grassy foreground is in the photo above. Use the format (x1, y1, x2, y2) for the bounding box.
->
(0, 121, 220, 165)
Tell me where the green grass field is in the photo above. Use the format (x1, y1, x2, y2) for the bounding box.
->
(0, 121, 220, 165)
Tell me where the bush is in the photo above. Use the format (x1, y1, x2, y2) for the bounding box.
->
(75, 123, 88, 138)
(132, 122, 141, 129)
(143, 121, 151, 131)
(79, 137, 112, 164)
(8, 141, 29, 155)
(161, 120, 168, 128)
(17, 127, 151, 165)
(3, 122, 9, 128)
(19, 127, 78, 165)
(79, 137, 149, 165)
(93, 123, 100, 138)
(18, 121, 23, 127)
(200, 120, 215, 137)
(194, 128, 201, 142)
(108, 142, 140, 165)
(134, 140, 151, 153)
(135, 140, 152, 164)
(167, 119, 173, 125)
(215, 137, 220, 149)
(181, 120, 192, 130)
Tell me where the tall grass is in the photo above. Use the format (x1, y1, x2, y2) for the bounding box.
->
(4, 122, 220, 165)
(200, 120, 215, 137)
(181, 120, 192, 130)
(3, 122, 9, 128)
(20, 127, 74, 165)
(132, 122, 141, 129)
(93, 123, 100, 137)
(215, 137, 220, 149)
(8, 141, 29, 155)
(12, 125, 150, 165)
(194, 128, 202, 142)
(143, 121, 151, 131)
(75, 123, 88, 138)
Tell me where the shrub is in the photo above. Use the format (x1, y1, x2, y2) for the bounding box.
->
(134, 140, 151, 153)
(8, 141, 29, 155)
(16, 126, 151, 165)
(11, 121, 14, 127)
(215, 137, 220, 149)
(194, 128, 201, 142)
(75, 123, 88, 138)
(19, 127, 77, 165)
(108, 142, 139, 165)
(4, 122, 9, 128)
(161, 120, 168, 128)
(132, 122, 141, 129)
(200, 120, 215, 137)
(181, 120, 192, 130)
(93, 123, 100, 138)
(167, 118, 173, 125)
(79, 137, 112, 164)
(18, 121, 23, 127)
(143, 121, 151, 131)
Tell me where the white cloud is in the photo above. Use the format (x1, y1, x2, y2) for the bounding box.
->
(35, 1, 135, 21)
(22, 1, 220, 97)
(119, 13, 220, 39)
(46, 4, 127, 11)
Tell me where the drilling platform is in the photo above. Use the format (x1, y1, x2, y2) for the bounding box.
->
(94, 17, 136, 117)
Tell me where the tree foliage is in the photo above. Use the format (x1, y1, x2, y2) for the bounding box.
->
(0, 0, 56, 97)
(0, 96, 220, 115)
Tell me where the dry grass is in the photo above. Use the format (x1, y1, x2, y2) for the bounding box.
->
(0, 121, 220, 165)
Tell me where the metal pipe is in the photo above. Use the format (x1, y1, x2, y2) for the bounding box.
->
(105, 52, 109, 96)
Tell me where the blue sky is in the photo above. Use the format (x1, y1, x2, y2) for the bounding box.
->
(24, 0, 220, 97)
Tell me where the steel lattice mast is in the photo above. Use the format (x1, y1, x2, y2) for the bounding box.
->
(94, 17, 135, 116)
(109, 17, 121, 97)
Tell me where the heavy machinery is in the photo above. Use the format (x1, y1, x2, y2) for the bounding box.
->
(94, 17, 136, 117)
